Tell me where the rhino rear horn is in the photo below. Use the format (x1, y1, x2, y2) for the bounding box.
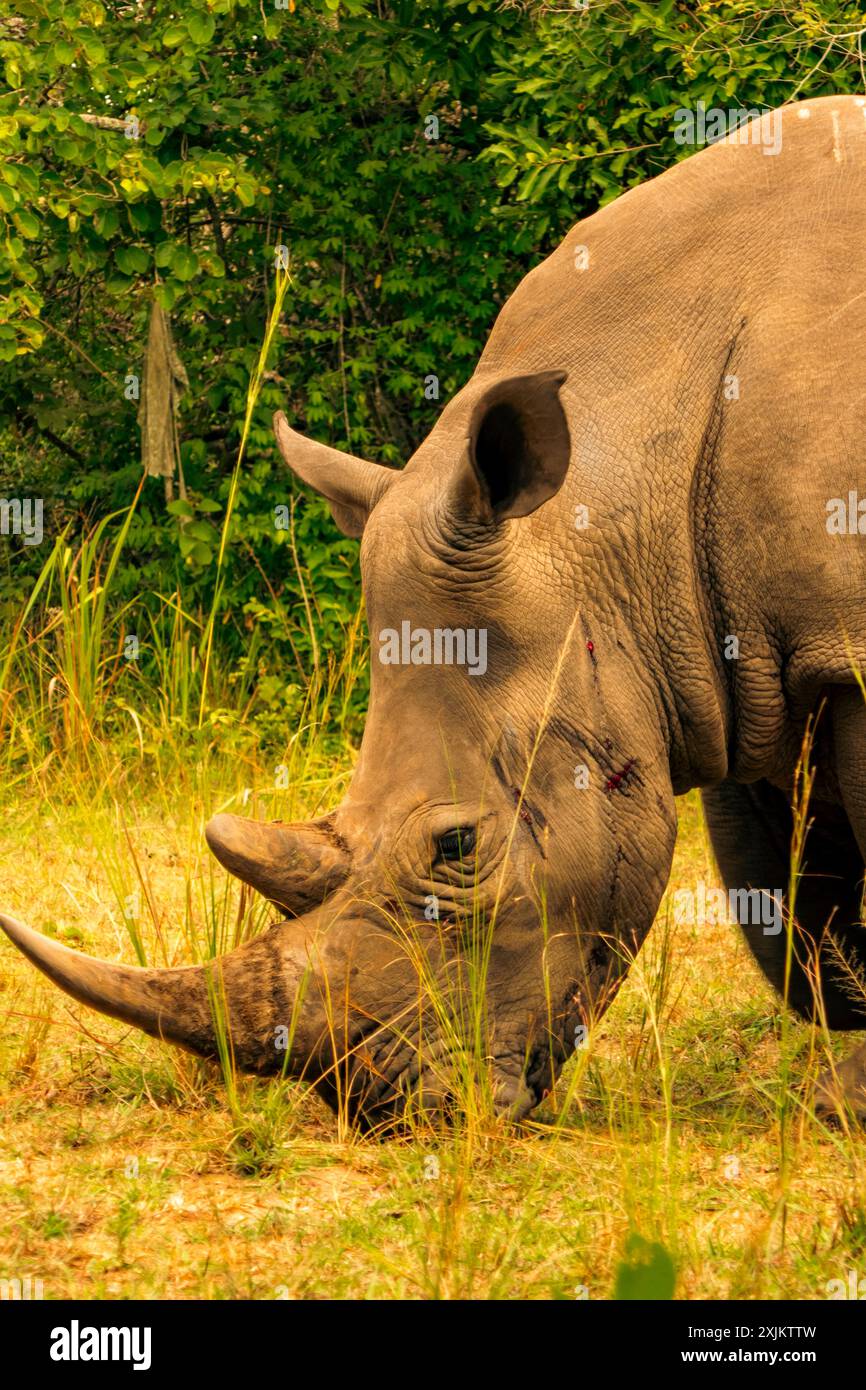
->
(273, 411, 396, 536)
(205, 813, 349, 914)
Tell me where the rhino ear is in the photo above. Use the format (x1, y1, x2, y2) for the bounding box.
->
(460, 369, 570, 522)
(274, 412, 396, 537)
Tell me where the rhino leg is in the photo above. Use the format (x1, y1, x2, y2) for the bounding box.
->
(811, 687, 866, 1123)
(702, 773, 866, 1123)
(702, 777, 866, 1029)
(831, 685, 866, 862)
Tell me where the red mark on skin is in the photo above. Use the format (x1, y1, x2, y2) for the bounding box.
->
(511, 787, 533, 826)
(586, 640, 594, 654)
(604, 758, 637, 794)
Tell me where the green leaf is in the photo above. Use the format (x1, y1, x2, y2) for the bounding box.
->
(153, 281, 178, 310)
(170, 245, 199, 281)
(13, 209, 39, 239)
(114, 245, 149, 274)
(189, 541, 212, 565)
(614, 1235, 676, 1301)
(94, 207, 119, 237)
(516, 166, 541, 202)
(186, 520, 219, 544)
(81, 36, 107, 64)
(127, 203, 160, 232)
(12, 165, 38, 197)
(187, 12, 216, 44)
(104, 274, 133, 295)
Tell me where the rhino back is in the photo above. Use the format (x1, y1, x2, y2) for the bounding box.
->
(473, 95, 866, 782)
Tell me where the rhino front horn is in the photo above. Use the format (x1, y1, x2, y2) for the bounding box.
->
(205, 813, 349, 914)
(0, 911, 321, 1075)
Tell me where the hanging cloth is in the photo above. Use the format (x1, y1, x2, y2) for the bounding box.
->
(138, 300, 188, 501)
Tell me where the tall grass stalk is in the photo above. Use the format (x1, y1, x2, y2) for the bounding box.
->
(197, 263, 293, 727)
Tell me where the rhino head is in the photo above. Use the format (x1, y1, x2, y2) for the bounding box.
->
(1, 369, 679, 1128)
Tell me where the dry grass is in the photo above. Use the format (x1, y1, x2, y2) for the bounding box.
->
(2, 784, 864, 1301)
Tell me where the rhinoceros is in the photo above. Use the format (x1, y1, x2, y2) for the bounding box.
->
(4, 95, 866, 1127)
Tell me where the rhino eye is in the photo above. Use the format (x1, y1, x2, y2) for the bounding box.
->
(437, 827, 476, 863)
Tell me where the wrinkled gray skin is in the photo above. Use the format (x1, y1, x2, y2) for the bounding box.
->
(4, 96, 866, 1127)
